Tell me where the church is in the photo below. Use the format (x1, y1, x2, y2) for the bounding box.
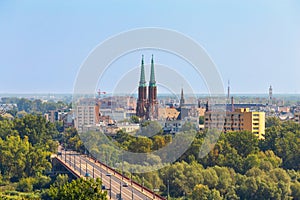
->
(136, 55, 159, 120)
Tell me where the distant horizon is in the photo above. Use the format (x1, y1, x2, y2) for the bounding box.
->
(1, 92, 300, 97)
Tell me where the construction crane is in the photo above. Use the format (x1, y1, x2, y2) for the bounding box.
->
(97, 89, 106, 99)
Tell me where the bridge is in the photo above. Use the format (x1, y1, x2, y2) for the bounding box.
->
(52, 148, 166, 200)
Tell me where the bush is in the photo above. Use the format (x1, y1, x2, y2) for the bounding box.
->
(16, 177, 36, 192)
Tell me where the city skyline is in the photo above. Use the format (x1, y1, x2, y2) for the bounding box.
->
(1, 1, 300, 94)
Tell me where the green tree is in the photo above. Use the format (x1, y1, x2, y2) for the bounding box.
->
(291, 181, 300, 200)
(191, 184, 222, 200)
(265, 116, 281, 128)
(49, 178, 107, 200)
(225, 131, 259, 158)
(128, 136, 153, 153)
(130, 115, 140, 123)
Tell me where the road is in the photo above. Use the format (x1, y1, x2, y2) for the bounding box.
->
(54, 148, 165, 200)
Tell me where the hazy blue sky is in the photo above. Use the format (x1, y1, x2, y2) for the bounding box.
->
(0, 0, 300, 94)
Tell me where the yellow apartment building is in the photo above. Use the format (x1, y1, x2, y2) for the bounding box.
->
(204, 108, 265, 139)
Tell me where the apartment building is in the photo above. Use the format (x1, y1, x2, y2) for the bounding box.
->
(204, 108, 265, 139)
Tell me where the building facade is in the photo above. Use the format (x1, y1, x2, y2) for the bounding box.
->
(204, 108, 265, 139)
(75, 98, 100, 130)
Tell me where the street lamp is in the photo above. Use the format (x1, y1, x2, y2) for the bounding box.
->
(73, 153, 76, 170)
(167, 179, 170, 200)
(64, 145, 67, 163)
(130, 169, 133, 185)
(142, 176, 144, 192)
(131, 189, 134, 200)
(80, 155, 82, 175)
(92, 164, 95, 179)
(106, 173, 112, 199)
(119, 181, 122, 200)
(64, 143, 66, 162)
(85, 159, 88, 175)
(121, 153, 124, 180)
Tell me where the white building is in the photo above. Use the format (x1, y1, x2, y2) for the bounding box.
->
(75, 98, 99, 131)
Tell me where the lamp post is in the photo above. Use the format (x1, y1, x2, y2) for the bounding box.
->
(121, 153, 124, 180)
(80, 155, 82, 175)
(64, 145, 67, 163)
(85, 159, 88, 175)
(167, 179, 170, 200)
(106, 173, 112, 199)
(73, 154, 75, 169)
(64, 143, 66, 161)
(130, 169, 133, 185)
(92, 164, 95, 179)
(119, 181, 122, 200)
(142, 176, 144, 192)
(106, 152, 108, 170)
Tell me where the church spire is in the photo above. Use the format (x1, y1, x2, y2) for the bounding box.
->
(139, 55, 146, 87)
(180, 88, 185, 107)
(149, 54, 156, 87)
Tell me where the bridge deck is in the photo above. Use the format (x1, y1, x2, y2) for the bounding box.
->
(53, 150, 165, 200)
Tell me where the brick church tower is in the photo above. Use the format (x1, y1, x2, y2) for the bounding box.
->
(136, 55, 147, 118)
(136, 55, 158, 120)
(147, 55, 158, 120)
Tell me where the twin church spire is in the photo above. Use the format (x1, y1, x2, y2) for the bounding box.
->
(149, 55, 156, 87)
(136, 55, 158, 120)
(139, 55, 146, 87)
(139, 55, 156, 87)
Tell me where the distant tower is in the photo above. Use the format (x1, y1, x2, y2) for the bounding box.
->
(198, 99, 201, 108)
(269, 85, 273, 105)
(180, 88, 185, 108)
(231, 96, 234, 112)
(147, 55, 159, 120)
(205, 100, 209, 112)
(227, 80, 230, 100)
(136, 55, 147, 118)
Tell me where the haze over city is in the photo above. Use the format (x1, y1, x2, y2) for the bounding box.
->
(1, 0, 300, 94)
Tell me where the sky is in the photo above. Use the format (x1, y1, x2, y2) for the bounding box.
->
(0, 0, 300, 94)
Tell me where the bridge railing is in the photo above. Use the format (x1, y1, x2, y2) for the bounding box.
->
(89, 155, 166, 200)
(55, 152, 166, 200)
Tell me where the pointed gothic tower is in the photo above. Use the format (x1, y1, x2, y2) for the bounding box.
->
(136, 55, 147, 118)
(147, 55, 158, 120)
(180, 88, 185, 108)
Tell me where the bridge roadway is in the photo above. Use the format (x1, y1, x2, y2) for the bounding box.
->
(53, 149, 165, 200)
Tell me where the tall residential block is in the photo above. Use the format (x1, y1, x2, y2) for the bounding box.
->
(75, 98, 100, 130)
(204, 108, 265, 139)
